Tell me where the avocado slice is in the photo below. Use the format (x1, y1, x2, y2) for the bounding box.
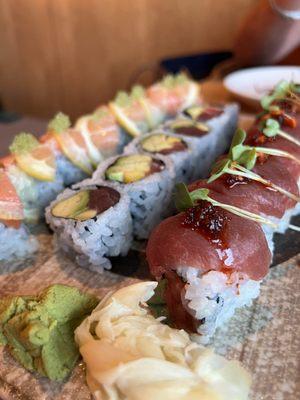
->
(105, 154, 152, 183)
(141, 134, 182, 153)
(184, 106, 205, 120)
(74, 209, 97, 221)
(51, 191, 89, 219)
(171, 119, 210, 133)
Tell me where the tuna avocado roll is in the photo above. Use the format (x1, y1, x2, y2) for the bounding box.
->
(93, 153, 175, 240)
(125, 132, 197, 184)
(46, 184, 133, 272)
(164, 103, 239, 179)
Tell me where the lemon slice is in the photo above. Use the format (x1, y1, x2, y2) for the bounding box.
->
(181, 82, 200, 110)
(109, 102, 141, 137)
(15, 144, 56, 181)
(75, 116, 103, 167)
(54, 130, 93, 175)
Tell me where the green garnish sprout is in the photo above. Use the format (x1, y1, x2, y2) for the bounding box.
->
(174, 182, 278, 227)
(48, 112, 71, 133)
(261, 80, 300, 110)
(114, 91, 131, 107)
(261, 118, 300, 146)
(207, 129, 300, 202)
(162, 72, 189, 89)
(9, 132, 39, 154)
(92, 107, 109, 120)
(131, 85, 145, 100)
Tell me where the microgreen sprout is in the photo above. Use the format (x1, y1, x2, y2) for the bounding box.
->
(207, 129, 300, 202)
(229, 129, 300, 166)
(174, 183, 278, 227)
(262, 118, 300, 147)
(261, 80, 300, 110)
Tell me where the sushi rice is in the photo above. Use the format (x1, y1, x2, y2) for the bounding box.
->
(176, 266, 260, 343)
(0, 222, 38, 262)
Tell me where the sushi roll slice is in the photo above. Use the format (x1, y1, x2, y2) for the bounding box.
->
(146, 193, 272, 342)
(94, 153, 175, 239)
(74, 105, 129, 165)
(196, 123, 300, 252)
(0, 169, 38, 262)
(146, 72, 201, 117)
(164, 103, 239, 179)
(125, 132, 197, 184)
(3, 133, 65, 222)
(42, 113, 93, 186)
(109, 87, 153, 138)
(46, 183, 132, 272)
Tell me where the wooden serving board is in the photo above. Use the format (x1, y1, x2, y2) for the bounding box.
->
(0, 218, 299, 400)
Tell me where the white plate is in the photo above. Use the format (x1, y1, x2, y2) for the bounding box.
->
(224, 66, 300, 106)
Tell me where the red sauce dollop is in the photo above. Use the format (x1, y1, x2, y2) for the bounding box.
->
(182, 201, 229, 247)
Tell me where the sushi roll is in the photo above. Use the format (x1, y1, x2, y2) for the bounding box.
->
(125, 132, 197, 183)
(46, 183, 132, 272)
(2, 133, 65, 222)
(164, 103, 239, 179)
(42, 113, 93, 186)
(74, 105, 129, 165)
(146, 72, 201, 117)
(0, 169, 38, 262)
(146, 191, 272, 342)
(109, 87, 154, 138)
(93, 153, 175, 239)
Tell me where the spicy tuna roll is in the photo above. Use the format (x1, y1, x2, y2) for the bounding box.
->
(125, 132, 196, 184)
(46, 184, 132, 272)
(164, 103, 239, 179)
(93, 153, 175, 239)
(146, 197, 272, 342)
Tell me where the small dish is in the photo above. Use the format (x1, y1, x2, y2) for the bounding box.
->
(224, 66, 300, 109)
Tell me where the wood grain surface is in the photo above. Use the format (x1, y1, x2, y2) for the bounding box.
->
(0, 0, 255, 119)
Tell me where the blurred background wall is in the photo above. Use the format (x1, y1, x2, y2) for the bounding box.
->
(0, 0, 256, 120)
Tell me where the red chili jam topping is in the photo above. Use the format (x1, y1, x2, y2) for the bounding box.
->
(223, 174, 251, 189)
(273, 99, 299, 115)
(182, 201, 229, 247)
(246, 127, 274, 147)
(196, 107, 223, 121)
(261, 109, 297, 129)
(89, 186, 120, 214)
(174, 125, 208, 137)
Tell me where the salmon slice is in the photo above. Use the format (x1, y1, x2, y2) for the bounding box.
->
(0, 169, 24, 225)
